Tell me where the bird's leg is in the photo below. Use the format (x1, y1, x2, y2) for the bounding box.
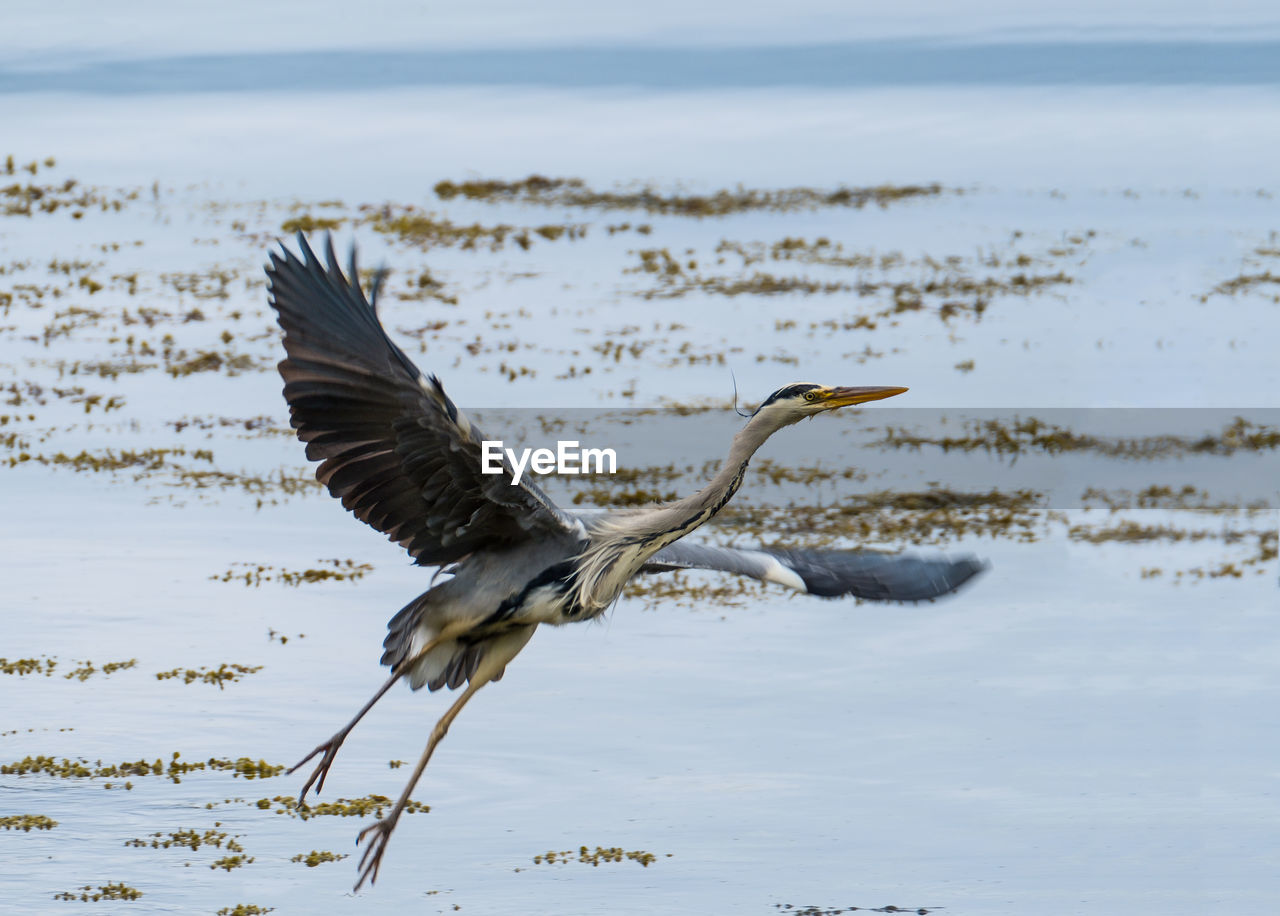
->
(352, 624, 535, 891)
(288, 630, 459, 804)
(288, 669, 400, 803)
(353, 674, 491, 891)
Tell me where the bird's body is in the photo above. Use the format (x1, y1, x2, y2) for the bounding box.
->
(265, 235, 986, 890)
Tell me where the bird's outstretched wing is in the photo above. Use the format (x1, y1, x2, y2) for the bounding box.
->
(266, 234, 579, 566)
(638, 542, 987, 601)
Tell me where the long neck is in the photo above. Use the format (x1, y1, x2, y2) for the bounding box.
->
(571, 413, 781, 613)
(598, 413, 780, 548)
(663, 423, 769, 533)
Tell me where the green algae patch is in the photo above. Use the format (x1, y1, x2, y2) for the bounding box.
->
(626, 241, 1071, 313)
(367, 206, 585, 252)
(777, 905, 938, 915)
(532, 845, 665, 867)
(210, 559, 372, 587)
(878, 416, 1280, 458)
(1068, 522, 1275, 580)
(281, 214, 344, 233)
(166, 350, 264, 378)
(1204, 270, 1280, 300)
(434, 175, 944, 216)
(291, 849, 349, 867)
(611, 486, 1043, 548)
(210, 854, 254, 871)
(125, 824, 256, 873)
(626, 570, 770, 609)
(155, 663, 263, 689)
(63, 659, 138, 681)
(267, 628, 305, 645)
(167, 415, 289, 437)
(53, 883, 141, 902)
(126, 827, 245, 852)
(1081, 485, 1272, 516)
(216, 907, 274, 916)
(2, 156, 140, 219)
(2, 752, 283, 783)
(0, 814, 57, 831)
(0, 656, 58, 676)
(5, 446, 205, 473)
(1, 656, 135, 680)
(252, 793, 428, 820)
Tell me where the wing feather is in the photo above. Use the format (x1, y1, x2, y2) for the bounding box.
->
(640, 541, 987, 602)
(266, 234, 578, 565)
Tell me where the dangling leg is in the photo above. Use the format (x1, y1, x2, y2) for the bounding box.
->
(288, 669, 400, 802)
(289, 626, 465, 804)
(353, 625, 535, 891)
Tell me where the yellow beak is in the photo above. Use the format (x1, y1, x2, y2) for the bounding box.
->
(819, 386, 909, 408)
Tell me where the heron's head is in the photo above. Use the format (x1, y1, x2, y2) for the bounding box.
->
(752, 383, 908, 428)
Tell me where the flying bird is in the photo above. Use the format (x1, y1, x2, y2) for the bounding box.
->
(265, 235, 986, 890)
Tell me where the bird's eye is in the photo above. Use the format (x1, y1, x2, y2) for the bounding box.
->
(803, 391, 818, 401)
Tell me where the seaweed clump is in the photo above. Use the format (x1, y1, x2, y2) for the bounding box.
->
(252, 793, 429, 820)
(53, 883, 142, 902)
(434, 175, 944, 216)
(532, 845, 664, 867)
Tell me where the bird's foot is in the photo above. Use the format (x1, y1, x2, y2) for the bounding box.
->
(287, 730, 349, 804)
(354, 816, 397, 891)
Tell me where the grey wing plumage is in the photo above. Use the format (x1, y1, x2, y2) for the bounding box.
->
(266, 234, 578, 566)
(640, 542, 987, 602)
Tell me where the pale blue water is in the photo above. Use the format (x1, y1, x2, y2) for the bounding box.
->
(6, 40, 1280, 94)
(2, 3, 1278, 913)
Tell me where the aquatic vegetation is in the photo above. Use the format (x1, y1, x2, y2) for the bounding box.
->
(216, 907, 274, 916)
(434, 175, 945, 216)
(167, 415, 287, 437)
(626, 569, 771, 609)
(154, 664, 264, 689)
(1204, 270, 1280, 300)
(1, 156, 139, 218)
(626, 242, 1072, 314)
(165, 350, 264, 377)
(2, 752, 282, 782)
(291, 849, 349, 867)
(210, 854, 254, 871)
(0, 814, 57, 831)
(62, 659, 138, 681)
(395, 267, 457, 305)
(210, 559, 373, 587)
(367, 206, 585, 252)
(4, 445, 206, 472)
(878, 416, 1280, 458)
(1081, 485, 1272, 516)
(252, 793, 428, 820)
(1068, 521, 1275, 579)
(0, 656, 58, 676)
(532, 845, 665, 867)
(52, 883, 142, 902)
(4, 155, 1274, 903)
(776, 905, 936, 915)
(160, 268, 239, 301)
(0, 657, 135, 679)
(125, 827, 244, 853)
(281, 214, 344, 233)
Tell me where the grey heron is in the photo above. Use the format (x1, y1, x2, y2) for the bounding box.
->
(265, 235, 986, 890)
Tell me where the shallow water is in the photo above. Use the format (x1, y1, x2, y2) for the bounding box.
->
(2, 6, 1279, 914)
